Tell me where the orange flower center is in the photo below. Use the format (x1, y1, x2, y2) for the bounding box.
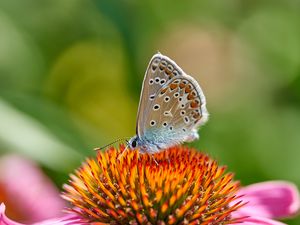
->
(62, 146, 244, 224)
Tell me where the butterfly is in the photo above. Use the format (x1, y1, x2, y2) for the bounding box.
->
(126, 53, 209, 154)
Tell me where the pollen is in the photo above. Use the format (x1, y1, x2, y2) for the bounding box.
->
(62, 145, 245, 224)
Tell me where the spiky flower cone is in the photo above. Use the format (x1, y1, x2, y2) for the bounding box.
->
(62, 146, 245, 224)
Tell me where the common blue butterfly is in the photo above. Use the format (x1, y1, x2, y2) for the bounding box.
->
(128, 53, 209, 153)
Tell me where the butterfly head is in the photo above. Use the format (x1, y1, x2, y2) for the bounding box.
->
(128, 135, 141, 149)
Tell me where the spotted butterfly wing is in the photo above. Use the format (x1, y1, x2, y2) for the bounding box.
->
(136, 53, 177, 136)
(136, 53, 208, 151)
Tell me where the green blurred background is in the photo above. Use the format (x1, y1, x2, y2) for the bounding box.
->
(0, 0, 300, 223)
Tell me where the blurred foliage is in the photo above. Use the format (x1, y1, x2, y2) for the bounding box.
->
(0, 0, 300, 223)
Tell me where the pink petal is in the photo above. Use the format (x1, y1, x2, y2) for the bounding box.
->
(32, 215, 88, 225)
(236, 181, 300, 219)
(1, 203, 24, 225)
(0, 203, 87, 225)
(239, 216, 287, 225)
(0, 155, 65, 223)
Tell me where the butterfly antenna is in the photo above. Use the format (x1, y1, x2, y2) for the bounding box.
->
(94, 138, 129, 151)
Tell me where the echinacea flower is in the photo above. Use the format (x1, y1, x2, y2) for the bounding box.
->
(63, 145, 245, 224)
(1, 146, 299, 225)
(61, 145, 299, 225)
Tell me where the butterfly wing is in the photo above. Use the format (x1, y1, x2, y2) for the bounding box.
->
(142, 76, 209, 149)
(137, 54, 208, 149)
(136, 53, 183, 136)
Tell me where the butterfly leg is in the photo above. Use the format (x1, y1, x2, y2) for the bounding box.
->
(117, 144, 129, 161)
(151, 154, 159, 166)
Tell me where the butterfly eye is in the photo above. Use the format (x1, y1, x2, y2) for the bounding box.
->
(131, 140, 137, 148)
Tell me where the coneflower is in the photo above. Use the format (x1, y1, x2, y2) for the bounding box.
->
(62, 146, 245, 224)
